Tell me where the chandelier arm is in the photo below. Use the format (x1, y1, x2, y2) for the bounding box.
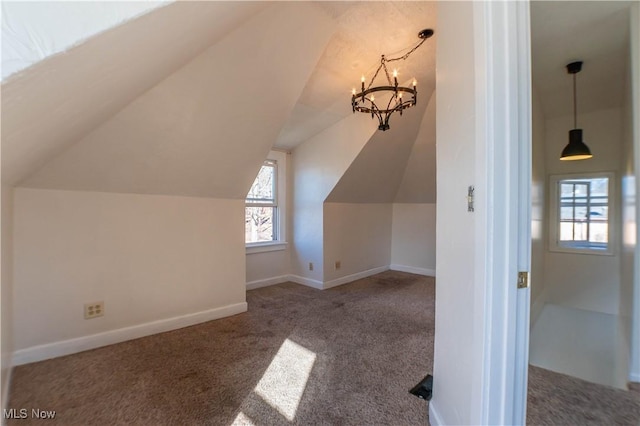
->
(366, 62, 385, 91)
(381, 59, 393, 86)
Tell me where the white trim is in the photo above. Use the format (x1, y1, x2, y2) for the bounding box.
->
(548, 172, 616, 256)
(12, 302, 247, 366)
(246, 242, 287, 254)
(323, 266, 389, 289)
(246, 275, 289, 290)
(630, 1, 640, 390)
(287, 274, 324, 290)
(472, 1, 531, 424)
(429, 402, 444, 426)
(389, 264, 435, 277)
(630, 372, 640, 383)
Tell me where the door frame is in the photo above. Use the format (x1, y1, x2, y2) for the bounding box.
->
(474, 1, 532, 424)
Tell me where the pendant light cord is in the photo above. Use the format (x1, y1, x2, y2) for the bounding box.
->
(573, 73, 577, 129)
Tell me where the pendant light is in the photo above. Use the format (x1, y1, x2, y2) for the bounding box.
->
(560, 61, 592, 161)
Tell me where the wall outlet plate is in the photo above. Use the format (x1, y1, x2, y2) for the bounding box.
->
(308, 262, 314, 271)
(335, 261, 341, 270)
(84, 301, 104, 319)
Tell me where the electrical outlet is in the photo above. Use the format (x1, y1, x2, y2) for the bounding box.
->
(335, 261, 341, 270)
(84, 301, 104, 319)
(308, 262, 314, 271)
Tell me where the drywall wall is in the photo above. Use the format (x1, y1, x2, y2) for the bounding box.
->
(395, 92, 437, 203)
(291, 114, 377, 282)
(17, 3, 334, 198)
(390, 203, 436, 275)
(430, 2, 478, 424)
(323, 203, 392, 282)
(1, 1, 169, 80)
(2, 2, 268, 187)
(12, 188, 246, 361)
(1, 185, 14, 407)
(325, 92, 430, 204)
(530, 87, 547, 326)
(544, 108, 622, 315)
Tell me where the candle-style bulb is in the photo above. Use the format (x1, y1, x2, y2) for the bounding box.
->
(371, 95, 375, 102)
(412, 79, 417, 87)
(352, 88, 356, 96)
(398, 92, 403, 98)
(393, 69, 398, 78)
(361, 75, 366, 83)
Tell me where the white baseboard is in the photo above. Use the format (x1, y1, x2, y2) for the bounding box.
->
(324, 266, 390, 289)
(429, 402, 444, 426)
(288, 274, 324, 290)
(12, 302, 247, 366)
(389, 264, 435, 277)
(246, 275, 289, 290)
(630, 371, 640, 383)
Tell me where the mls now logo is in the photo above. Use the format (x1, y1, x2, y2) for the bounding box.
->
(3, 408, 56, 419)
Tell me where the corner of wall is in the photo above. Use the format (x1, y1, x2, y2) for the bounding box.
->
(1, 184, 15, 411)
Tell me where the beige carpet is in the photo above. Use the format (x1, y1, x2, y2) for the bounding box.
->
(8, 271, 435, 425)
(7, 271, 640, 425)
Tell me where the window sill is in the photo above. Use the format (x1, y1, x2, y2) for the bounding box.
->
(246, 242, 288, 255)
(549, 246, 613, 256)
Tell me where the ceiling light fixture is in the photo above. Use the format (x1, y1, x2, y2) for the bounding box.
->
(560, 61, 593, 161)
(351, 28, 434, 131)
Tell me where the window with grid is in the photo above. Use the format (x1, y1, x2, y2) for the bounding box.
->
(551, 174, 612, 254)
(245, 160, 278, 244)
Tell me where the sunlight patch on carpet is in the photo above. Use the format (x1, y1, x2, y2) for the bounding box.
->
(254, 338, 316, 421)
(231, 411, 256, 425)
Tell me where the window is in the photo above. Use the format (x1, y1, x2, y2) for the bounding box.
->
(246, 160, 278, 243)
(549, 173, 613, 254)
(245, 151, 287, 252)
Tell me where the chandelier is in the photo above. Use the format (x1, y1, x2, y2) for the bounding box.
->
(351, 28, 433, 131)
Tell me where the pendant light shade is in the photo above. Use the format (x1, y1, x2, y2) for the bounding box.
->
(560, 61, 592, 161)
(561, 129, 592, 160)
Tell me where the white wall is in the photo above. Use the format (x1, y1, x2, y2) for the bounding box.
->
(323, 203, 392, 282)
(530, 87, 547, 325)
(291, 114, 377, 282)
(544, 108, 622, 315)
(619, 55, 635, 383)
(1, 1, 169, 80)
(431, 2, 478, 424)
(395, 92, 437, 204)
(626, 1, 640, 383)
(391, 203, 436, 275)
(12, 188, 246, 363)
(1, 185, 14, 408)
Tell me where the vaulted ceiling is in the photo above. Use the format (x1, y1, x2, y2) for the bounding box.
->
(2, 1, 438, 201)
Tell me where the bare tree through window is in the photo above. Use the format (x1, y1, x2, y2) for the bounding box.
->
(246, 160, 277, 243)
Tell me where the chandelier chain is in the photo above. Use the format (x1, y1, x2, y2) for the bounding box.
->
(365, 37, 427, 90)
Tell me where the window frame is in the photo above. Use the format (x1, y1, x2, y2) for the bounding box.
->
(245, 151, 287, 253)
(548, 172, 615, 256)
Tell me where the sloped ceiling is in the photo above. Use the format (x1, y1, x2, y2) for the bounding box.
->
(531, 1, 632, 118)
(395, 91, 436, 203)
(275, 1, 437, 150)
(1, 1, 169, 80)
(12, 3, 336, 198)
(3, 1, 438, 200)
(2, 1, 269, 186)
(325, 93, 429, 203)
